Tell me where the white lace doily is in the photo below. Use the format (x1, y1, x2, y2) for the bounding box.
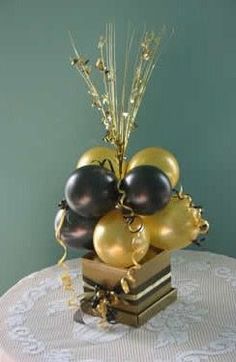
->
(1, 250, 236, 362)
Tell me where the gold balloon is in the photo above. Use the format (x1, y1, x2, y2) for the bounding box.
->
(93, 209, 150, 268)
(77, 146, 127, 179)
(142, 196, 208, 251)
(127, 147, 180, 187)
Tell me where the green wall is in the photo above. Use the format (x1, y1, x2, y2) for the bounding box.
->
(1, 0, 236, 295)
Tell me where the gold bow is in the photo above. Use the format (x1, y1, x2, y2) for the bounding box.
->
(82, 282, 121, 325)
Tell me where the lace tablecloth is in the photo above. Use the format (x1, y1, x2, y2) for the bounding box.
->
(1, 250, 236, 362)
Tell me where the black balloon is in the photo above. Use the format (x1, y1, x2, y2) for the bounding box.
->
(54, 208, 98, 250)
(121, 165, 172, 215)
(65, 165, 119, 218)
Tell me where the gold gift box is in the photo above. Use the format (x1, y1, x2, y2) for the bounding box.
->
(81, 248, 177, 327)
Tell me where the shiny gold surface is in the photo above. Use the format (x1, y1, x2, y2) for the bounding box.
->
(127, 147, 180, 187)
(143, 195, 207, 250)
(76, 146, 127, 179)
(93, 209, 150, 267)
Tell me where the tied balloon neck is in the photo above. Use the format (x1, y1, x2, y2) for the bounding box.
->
(58, 199, 69, 210)
(92, 158, 116, 174)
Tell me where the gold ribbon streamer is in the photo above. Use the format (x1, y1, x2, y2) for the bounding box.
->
(174, 186, 209, 235)
(55, 207, 81, 308)
(55, 209, 67, 267)
(116, 180, 145, 293)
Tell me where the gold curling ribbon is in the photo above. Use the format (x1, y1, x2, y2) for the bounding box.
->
(117, 180, 144, 294)
(83, 285, 120, 327)
(120, 262, 141, 294)
(117, 180, 135, 220)
(174, 186, 209, 235)
(96, 290, 118, 318)
(55, 208, 83, 308)
(121, 239, 143, 295)
(55, 209, 67, 267)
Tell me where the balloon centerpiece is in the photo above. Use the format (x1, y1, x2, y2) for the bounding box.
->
(54, 24, 209, 326)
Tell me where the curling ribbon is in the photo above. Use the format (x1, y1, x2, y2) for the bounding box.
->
(55, 208, 67, 267)
(117, 180, 145, 294)
(81, 280, 127, 325)
(55, 201, 81, 308)
(173, 186, 210, 236)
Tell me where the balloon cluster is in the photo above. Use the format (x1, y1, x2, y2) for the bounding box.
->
(55, 146, 209, 268)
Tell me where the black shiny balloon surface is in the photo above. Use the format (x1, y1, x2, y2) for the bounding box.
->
(65, 165, 119, 218)
(121, 165, 172, 215)
(54, 208, 98, 250)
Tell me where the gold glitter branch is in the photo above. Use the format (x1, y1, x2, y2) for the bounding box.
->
(70, 25, 165, 176)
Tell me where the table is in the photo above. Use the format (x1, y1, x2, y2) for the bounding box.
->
(0, 250, 236, 362)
